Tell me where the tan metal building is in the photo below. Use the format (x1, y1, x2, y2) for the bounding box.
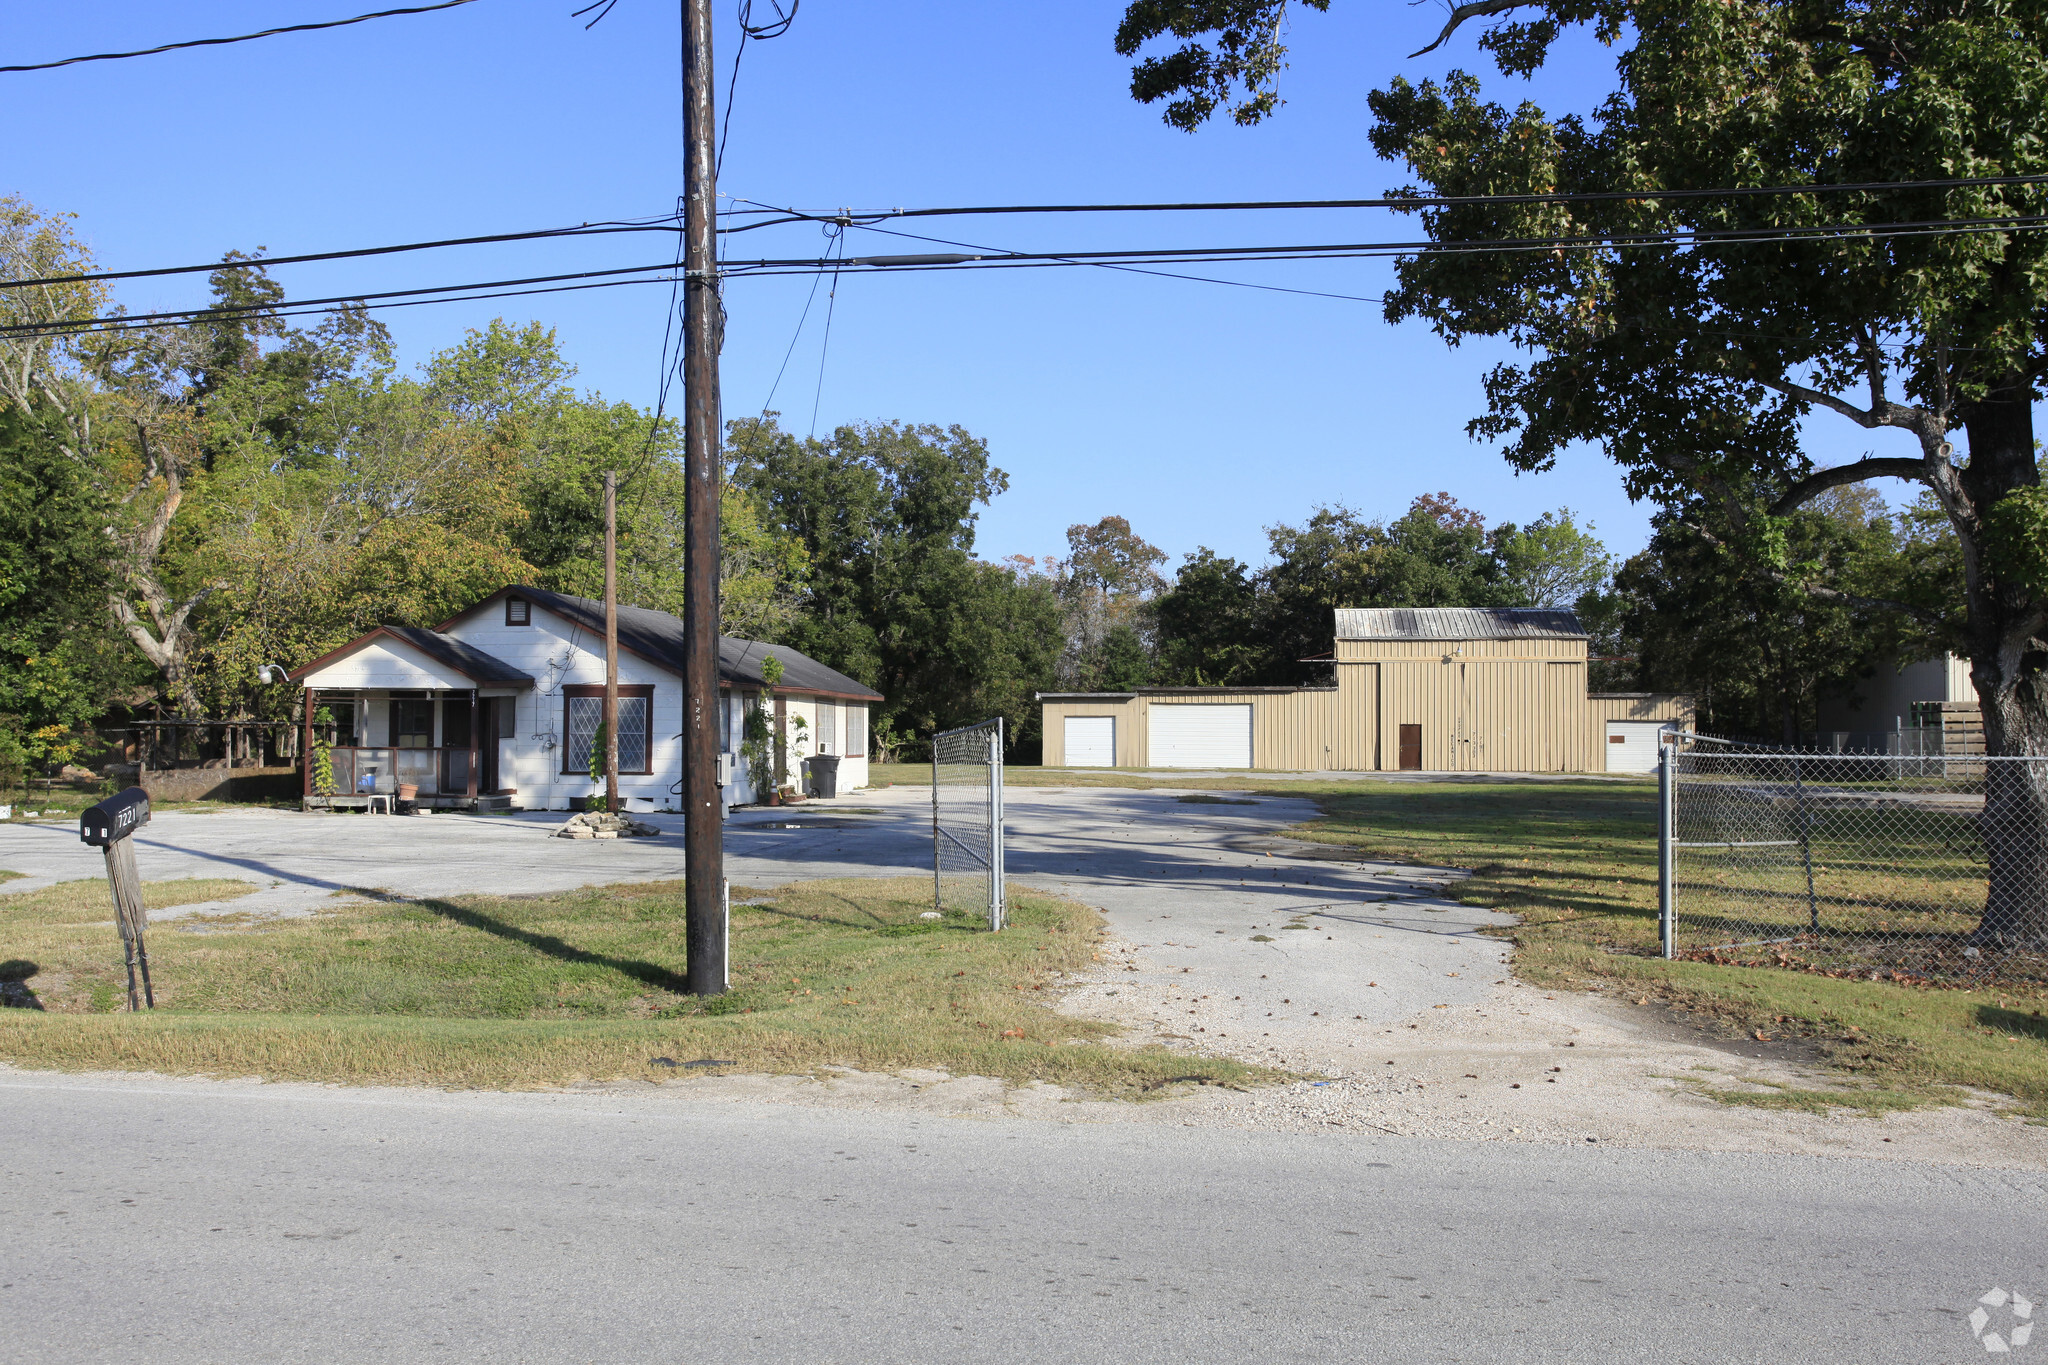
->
(1038, 607, 1692, 774)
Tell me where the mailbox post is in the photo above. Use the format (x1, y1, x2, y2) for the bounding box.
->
(80, 787, 153, 1010)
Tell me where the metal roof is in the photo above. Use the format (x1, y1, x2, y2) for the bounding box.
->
(1333, 607, 1588, 641)
(493, 586, 885, 701)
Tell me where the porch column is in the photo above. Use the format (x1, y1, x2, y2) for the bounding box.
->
(302, 689, 315, 800)
(468, 689, 479, 802)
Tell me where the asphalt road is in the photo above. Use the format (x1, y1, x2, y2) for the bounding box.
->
(1, 1069, 2036, 1364)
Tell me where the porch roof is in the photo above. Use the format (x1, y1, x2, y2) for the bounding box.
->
(289, 626, 534, 689)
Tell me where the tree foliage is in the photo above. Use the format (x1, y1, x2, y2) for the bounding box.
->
(727, 416, 1062, 751)
(1153, 495, 1608, 683)
(1117, 0, 2048, 940)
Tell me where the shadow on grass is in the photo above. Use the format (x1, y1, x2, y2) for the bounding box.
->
(1979, 1005, 2048, 1040)
(0, 958, 42, 1010)
(413, 897, 691, 996)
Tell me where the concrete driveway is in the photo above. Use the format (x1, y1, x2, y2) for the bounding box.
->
(0, 785, 1493, 1036)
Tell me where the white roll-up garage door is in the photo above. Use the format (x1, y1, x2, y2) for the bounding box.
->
(1604, 721, 1670, 773)
(1064, 716, 1116, 767)
(1149, 704, 1253, 768)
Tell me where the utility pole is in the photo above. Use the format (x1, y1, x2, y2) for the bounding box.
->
(681, 0, 726, 994)
(604, 469, 620, 815)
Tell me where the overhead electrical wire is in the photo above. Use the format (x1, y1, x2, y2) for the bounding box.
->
(808, 227, 846, 438)
(14, 175, 2048, 297)
(0, 214, 686, 294)
(0, 261, 694, 339)
(758, 223, 840, 414)
(13, 208, 2048, 341)
(720, 173, 2048, 233)
(0, 0, 488, 73)
(735, 198, 1390, 305)
(713, 212, 2048, 275)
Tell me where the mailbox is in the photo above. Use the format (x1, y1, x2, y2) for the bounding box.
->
(80, 787, 151, 847)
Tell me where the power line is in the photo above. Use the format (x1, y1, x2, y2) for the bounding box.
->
(720, 174, 2048, 233)
(8, 275, 695, 340)
(716, 1, 798, 177)
(714, 212, 2048, 275)
(18, 175, 2048, 298)
(0, 0, 488, 74)
(808, 228, 846, 438)
(758, 224, 839, 414)
(0, 261, 693, 339)
(0, 214, 683, 293)
(13, 211, 2048, 340)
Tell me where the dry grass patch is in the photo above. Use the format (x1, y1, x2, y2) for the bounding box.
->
(0, 874, 1266, 1094)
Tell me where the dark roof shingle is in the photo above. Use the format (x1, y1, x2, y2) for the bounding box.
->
(496, 586, 884, 700)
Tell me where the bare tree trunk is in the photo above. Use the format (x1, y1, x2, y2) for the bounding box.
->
(1959, 389, 2048, 945)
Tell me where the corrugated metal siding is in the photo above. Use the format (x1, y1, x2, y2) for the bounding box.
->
(1335, 607, 1588, 641)
(1337, 637, 1590, 663)
(1336, 664, 1377, 770)
(1040, 671, 1693, 774)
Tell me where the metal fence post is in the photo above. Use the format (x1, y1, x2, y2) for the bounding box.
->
(990, 718, 1005, 932)
(1790, 753, 1819, 934)
(1659, 735, 1674, 960)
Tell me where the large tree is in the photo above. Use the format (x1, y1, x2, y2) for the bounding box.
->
(1610, 486, 1926, 740)
(1118, 0, 2048, 944)
(727, 416, 1061, 749)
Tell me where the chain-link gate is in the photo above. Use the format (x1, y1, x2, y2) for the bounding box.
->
(933, 718, 1005, 930)
(1658, 733, 2048, 985)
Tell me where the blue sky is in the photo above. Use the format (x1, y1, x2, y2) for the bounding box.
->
(3, 2, 1933, 570)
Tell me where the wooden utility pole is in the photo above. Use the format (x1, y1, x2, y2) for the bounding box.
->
(604, 469, 620, 815)
(681, 0, 726, 993)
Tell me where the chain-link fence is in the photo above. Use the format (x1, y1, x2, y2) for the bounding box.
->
(933, 718, 1005, 930)
(1660, 733, 2048, 985)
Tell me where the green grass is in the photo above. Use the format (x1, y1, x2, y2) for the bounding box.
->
(875, 764, 2048, 1113)
(0, 870, 22, 884)
(1266, 777, 2048, 1116)
(0, 874, 1267, 1094)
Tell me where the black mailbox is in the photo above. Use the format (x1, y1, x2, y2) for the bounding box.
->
(80, 787, 151, 847)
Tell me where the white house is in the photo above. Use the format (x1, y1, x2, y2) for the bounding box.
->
(287, 585, 881, 812)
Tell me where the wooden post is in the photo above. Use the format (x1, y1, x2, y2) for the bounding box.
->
(468, 689, 479, 805)
(105, 838, 153, 1010)
(604, 469, 620, 815)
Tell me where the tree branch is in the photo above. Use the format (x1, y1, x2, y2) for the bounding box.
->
(1409, 0, 1533, 57)
(1766, 458, 1928, 515)
(1688, 525, 1941, 625)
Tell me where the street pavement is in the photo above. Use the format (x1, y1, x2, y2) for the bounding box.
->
(1, 1069, 2037, 1364)
(3, 787, 2040, 1361)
